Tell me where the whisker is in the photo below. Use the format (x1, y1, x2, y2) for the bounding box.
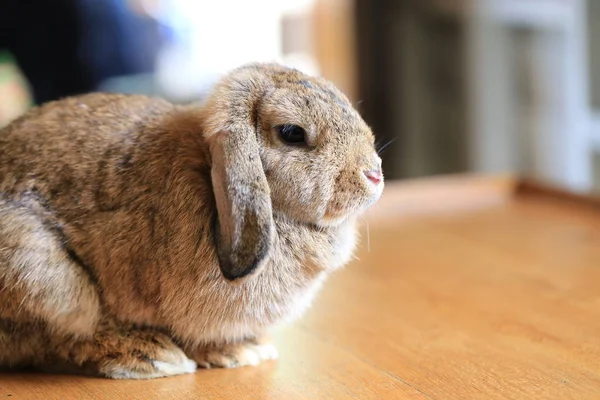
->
(353, 101, 365, 115)
(366, 219, 371, 253)
(376, 138, 396, 155)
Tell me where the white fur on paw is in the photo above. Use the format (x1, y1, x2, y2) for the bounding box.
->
(103, 355, 197, 379)
(234, 342, 279, 367)
(254, 343, 278, 361)
(240, 347, 261, 366)
(195, 342, 279, 369)
(153, 358, 197, 376)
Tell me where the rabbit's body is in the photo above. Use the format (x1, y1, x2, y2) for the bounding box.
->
(0, 64, 382, 378)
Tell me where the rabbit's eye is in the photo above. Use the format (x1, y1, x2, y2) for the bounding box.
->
(277, 124, 306, 145)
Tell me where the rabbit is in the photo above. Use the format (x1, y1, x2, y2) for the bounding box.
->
(0, 62, 384, 379)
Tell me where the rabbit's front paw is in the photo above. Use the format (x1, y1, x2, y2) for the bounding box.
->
(190, 338, 278, 369)
(99, 347, 197, 380)
(61, 328, 197, 379)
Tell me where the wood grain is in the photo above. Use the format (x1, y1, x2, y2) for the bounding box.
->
(2, 175, 600, 399)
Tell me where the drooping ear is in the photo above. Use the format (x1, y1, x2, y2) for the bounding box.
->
(204, 69, 274, 281)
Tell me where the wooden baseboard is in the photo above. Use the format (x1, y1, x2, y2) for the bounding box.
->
(515, 179, 600, 211)
(366, 174, 600, 223)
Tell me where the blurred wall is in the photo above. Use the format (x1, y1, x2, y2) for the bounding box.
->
(2, 0, 599, 195)
(588, 0, 600, 111)
(355, 0, 599, 193)
(355, 1, 469, 181)
(312, 0, 357, 102)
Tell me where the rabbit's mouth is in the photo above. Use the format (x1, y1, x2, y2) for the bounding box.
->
(320, 191, 382, 227)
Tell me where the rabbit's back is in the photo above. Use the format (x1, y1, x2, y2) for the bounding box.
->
(0, 93, 175, 197)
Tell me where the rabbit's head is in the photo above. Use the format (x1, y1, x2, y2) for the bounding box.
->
(201, 63, 383, 281)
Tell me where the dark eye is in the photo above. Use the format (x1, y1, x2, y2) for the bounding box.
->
(277, 124, 306, 145)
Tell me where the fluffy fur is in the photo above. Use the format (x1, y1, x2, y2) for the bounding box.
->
(0, 63, 383, 379)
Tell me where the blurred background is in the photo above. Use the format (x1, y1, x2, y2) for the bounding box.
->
(0, 0, 598, 195)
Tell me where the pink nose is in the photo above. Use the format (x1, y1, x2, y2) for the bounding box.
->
(364, 170, 383, 185)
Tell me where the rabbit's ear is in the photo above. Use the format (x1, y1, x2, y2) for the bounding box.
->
(210, 128, 274, 281)
(206, 78, 274, 281)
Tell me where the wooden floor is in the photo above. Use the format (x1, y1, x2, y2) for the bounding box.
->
(2, 175, 600, 399)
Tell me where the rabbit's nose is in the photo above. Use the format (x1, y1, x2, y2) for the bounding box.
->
(364, 169, 383, 185)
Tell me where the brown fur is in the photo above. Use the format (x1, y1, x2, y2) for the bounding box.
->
(0, 63, 383, 379)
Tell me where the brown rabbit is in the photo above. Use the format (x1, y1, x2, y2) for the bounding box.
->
(0, 63, 384, 379)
